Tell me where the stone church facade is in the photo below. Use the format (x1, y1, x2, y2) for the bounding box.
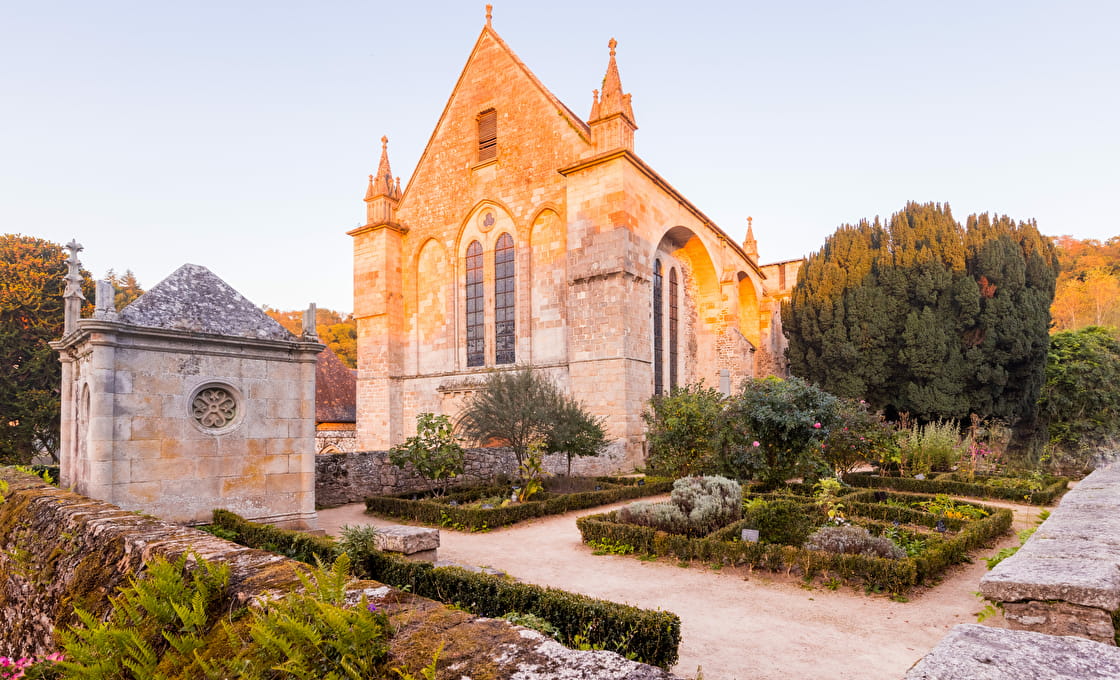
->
(351, 13, 796, 467)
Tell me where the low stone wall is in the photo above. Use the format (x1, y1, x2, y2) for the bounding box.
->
(905, 624, 1120, 679)
(0, 467, 676, 679)
(980, 463, 1120, 645)
(315, 443, 635, 508)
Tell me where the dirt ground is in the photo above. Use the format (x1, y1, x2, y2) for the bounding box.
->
(317, 497, 1044, 680)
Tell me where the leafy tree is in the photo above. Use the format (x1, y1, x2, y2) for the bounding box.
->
(263, 306, 357, 368)
(545, 394, 608, 476)
(783, 202, 1058, 425)
(0, 234, 92, 464)
(456, 368, 605, 475)
(1036, 327, 1120, 469)
(388, 413, 465, 495)
(715, 376, 839, 487)
(642, 383, 725, 477)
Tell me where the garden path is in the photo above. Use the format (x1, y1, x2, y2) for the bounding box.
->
(316, 497, 1043, 680)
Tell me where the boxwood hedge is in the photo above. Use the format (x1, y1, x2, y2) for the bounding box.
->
(365, 476, 674, 531)
(208, 509, 681, 669)
(843, 471, 1069, 505)
(576, 494, 1011, 594)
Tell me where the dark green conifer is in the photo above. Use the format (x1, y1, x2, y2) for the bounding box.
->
(783, 202, 1058, 425)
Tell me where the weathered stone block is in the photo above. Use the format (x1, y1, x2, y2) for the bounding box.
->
(906, 624, 1120, 679)
(1002, 600, 1118, 645)
(374, 525, 440, 555)
(982, 557, 1120, 611)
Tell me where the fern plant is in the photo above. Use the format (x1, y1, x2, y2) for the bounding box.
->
(211, 553, 392, 680)
(58, 553, 230, 680)
(56, 552, 392, 680)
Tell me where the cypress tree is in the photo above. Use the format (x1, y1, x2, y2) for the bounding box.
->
(783, 202, 1058, 425)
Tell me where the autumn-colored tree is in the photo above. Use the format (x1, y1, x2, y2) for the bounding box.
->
(104, 268, 144, 309)
(1049, 236, 1120, 332)
(783, 202, 1059, 425)
(0, 234, 93, 464)
(263, 306, 357, 368)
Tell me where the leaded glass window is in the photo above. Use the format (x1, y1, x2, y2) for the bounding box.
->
(669, 267, 679, 390)
(494, 233, 515, 364)
(466, 240, 484, 367)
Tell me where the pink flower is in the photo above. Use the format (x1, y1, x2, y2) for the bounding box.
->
(752, 441, 760, 447)
(813, 422, 822, 429)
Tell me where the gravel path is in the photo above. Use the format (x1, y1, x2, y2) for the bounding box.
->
(317, 497, 1043, 680)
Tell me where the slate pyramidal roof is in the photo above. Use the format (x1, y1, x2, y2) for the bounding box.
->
(118, 264, 296, 342)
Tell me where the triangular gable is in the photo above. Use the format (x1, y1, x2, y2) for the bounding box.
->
(399, 25, 590, 205)
(119, 263, 295, 341)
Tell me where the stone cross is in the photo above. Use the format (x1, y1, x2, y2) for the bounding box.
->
(93, 280, 119, 321)
(302, 303, 317, 339)
(62, 240, 86, 335)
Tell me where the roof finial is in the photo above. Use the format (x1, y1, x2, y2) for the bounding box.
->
(608, 37, 617, 57)
(485, 4, 492, 26)
(381, 135, 388, 149)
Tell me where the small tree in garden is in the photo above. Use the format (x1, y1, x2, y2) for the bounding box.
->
(820, 398, 896, 476)
(545, 394, 608, 476)
(389, 413, 465, 496)
(642, 383, 725, 477)
(715, 377, 839, 487)
(457, 368, 605, 476)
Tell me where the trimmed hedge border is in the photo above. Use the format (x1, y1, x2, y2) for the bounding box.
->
(365, 476, 674, 531)
(843, 471, 1069, 505)
(209, 509, 681, 669)
(576, 495, 1012, 594)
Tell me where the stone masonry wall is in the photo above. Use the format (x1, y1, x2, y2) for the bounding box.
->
(0, 468, 675, 679)
(315, 445, 634, 508)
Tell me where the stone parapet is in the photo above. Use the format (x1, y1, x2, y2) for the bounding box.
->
(980, 462, 1120, 644)
(905, 624, 1120, 680)
(0, 468, 677, 679)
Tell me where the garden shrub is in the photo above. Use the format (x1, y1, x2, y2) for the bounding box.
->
(740, 498, 818, 546)
(715, 376, 838, 488)
(210, 510, 681, 669)
(642, 383, 725, 477)
(804, 525, 905, 559)
(617, 476, 741, 537)
(617, 501, 691, 535)
(388, 412, 465, 496)
(670, 476, 742, 530)
(820, 399, 896, 475)
(892, 419, 963, 476)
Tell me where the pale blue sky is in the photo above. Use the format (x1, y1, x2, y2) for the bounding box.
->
(2, 1, 1117, 311)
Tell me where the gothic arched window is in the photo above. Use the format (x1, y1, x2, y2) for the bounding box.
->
(669, 267, 679, 390)
(466, 240, 484, 367)
(653, 259, 663, 395)
(494, 233, 515, 364)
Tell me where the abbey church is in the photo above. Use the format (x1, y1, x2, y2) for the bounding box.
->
(351, 9, 800, 467)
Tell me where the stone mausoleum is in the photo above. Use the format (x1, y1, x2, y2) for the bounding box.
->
(351, 9, 801, 467)
(52, 245, 322, 528)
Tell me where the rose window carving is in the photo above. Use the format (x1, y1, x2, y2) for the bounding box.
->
(192, 387, 237, 429)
